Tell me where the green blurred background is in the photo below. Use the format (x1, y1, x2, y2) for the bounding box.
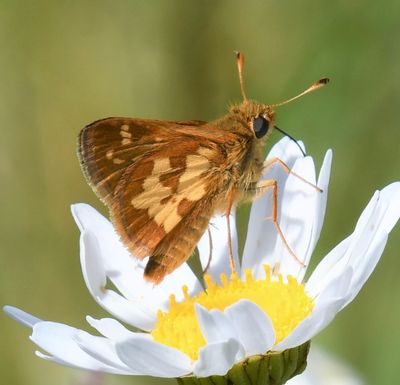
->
(1, 1, 399, 384)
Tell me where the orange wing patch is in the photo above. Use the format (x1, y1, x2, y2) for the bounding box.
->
(112, 144, 216, 259)
(135, 150, 210, 233)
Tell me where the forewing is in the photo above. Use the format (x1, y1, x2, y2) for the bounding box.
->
(78, 117, 206, 204)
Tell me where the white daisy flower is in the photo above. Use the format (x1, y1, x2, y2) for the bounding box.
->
(4, 137, 400, 385)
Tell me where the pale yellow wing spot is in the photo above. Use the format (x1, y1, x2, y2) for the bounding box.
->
(131, 157, 173, 217)
(185, 154, 210, 169)
(158, 155, 208, 230)
(184, 182, 206, 201)
(197, 146, 214, 158)
(121, 131, 132, 138)
(178, 154, 210, 192)
(153, 199, 182, 233)
(113, 158, 125, 165)
(122, 139, 132, 146)
(152, 177, 208, 232)
(131, 156, 209, 234)
(106, 150, 114, 160)
(120, 125, 132, 145)
(153, 158, 172, 174)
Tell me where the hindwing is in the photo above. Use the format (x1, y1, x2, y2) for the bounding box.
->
(112, 141, 223, 259)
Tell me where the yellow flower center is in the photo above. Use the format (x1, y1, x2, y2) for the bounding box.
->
(151, 265, 313, 360)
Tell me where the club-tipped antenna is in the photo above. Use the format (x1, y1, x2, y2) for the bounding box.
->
(274, 126, 306, 157)
(271, 77, 329, 108)
(235, 51, 248, 102)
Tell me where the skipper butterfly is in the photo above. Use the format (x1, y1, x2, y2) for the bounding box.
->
(78, 53, 328, 284)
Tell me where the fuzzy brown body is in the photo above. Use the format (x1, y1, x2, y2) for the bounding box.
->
(78, 100, 276, 283)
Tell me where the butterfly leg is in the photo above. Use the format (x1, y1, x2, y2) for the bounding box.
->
(262, 157, 323, 192)
(202, 228, 213, 275)
(226, 188, 237, 274)
(254, 178, 306, 267)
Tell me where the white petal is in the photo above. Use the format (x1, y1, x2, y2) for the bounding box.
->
(197, 211, 240, 283)
(340, 236, 387, 309)
(194, 339, 245, 377)
(77, 212, 201, 331)
(72, 204, 202, 317)
(31, 321, 129, 373)
(273, 155, 317, 278)
(115, 336, 192, 377)
(242, 137, 305, 278)
(309, 150, 333, 253)
(80, 230, 156, 331)
(79, 230, 107, 298)
(377, 182, 400, 231)
(307, 182, 400, 299)
(275, 267, 353, 351)
(296, 149, 332, 282)
(339, 183, 400, 307)
(195, 304, 237, 343)
(72, 203, 137, 299)
(35, 350, 77, 368)
(75, 331, 133, 373)
(224, 300, 275, 355)
(195, 300, 275, 357)
(305, 190, 380, 296)
(3, 306, 42, 327)
(86, 316, 143, 341)
(305, 236, 352, 297)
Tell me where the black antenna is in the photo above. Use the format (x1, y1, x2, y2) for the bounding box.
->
(274, 126, 307, 157)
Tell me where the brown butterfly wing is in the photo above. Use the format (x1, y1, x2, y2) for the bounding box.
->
(78, 117, 207, 204)
(78, 117, 227, 283)
(111, 140, 226, 283)
(143, 194, 217, 283)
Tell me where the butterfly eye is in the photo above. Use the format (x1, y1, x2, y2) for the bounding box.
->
(252, 116, 270, 138)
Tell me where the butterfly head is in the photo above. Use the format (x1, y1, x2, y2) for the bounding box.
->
(234, 52, 329, 142)
(229, 100, 275, 141)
